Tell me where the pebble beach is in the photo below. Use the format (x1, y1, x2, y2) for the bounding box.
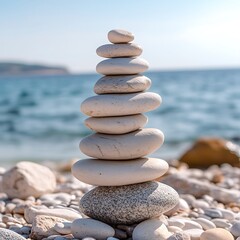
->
(0, 28, 240, 240)
(0, 159, 239, 240)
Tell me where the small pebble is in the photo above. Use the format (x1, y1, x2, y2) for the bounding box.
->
(167, 232, 191, 240)
(192, 200, 209, 209)
(212, 218, 232, 228)
(168, 219, 185, 228)
(54, 222, 71, 235)
(193, 218, 216, 230)
(184, 229, 204, 240)
(200, 228, 234, 240)
(204, 209, 223, 218)
(168, 225, 183, 233)
(230, 221, 240, 237)
(182, 220, 203, 230)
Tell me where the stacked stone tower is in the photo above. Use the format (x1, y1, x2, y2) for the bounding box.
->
(72, 29, 179, 227)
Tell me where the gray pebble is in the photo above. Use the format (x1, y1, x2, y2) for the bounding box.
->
(204, 208, 223, 218)
(230, 221, 240, 237)
(80, 182, 179, 225)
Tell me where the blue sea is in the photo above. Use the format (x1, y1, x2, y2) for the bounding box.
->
(0, 69, 239, 165)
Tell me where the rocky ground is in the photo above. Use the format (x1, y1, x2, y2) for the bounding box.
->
(0, 159, 239, 240)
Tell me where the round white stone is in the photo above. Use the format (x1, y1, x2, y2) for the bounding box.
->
(94, 75, 151, 94)
(84, 114, 148, 134)
(72, 157, 169, 186)
(2, 161, 56, 199)
(108, 29, 134, 43)
(71, 218, 115, 240)
(96, 57, 149, 75)
(80, 128, 164, 160)
(132, 219, 171, 240)
(96, 43, 142, 58)
(81, 92, 161, 117)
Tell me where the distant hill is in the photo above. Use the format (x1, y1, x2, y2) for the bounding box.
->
(0, 62, 70, 76)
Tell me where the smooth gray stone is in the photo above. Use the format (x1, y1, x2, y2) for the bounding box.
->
(0, 228, 26, 240)
(80, 181, 179, 225)
(94, 75, 151, 94)
(71, 218, 115, 240)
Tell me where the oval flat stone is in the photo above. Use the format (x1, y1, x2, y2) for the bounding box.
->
(80, 181, 179, 225)
(72, 158, 169, 186)
(96, 43, 142, 58)
(108, 29, 134, 43)
(81, 92, 161, 117)
(96, 57, 149, 75)
(94, 75, 151, 94)
(200, 228, 234, 240)
(84, 114, 148, 134)
(132, 219, 171, 240)
(71, 218, 115, 240)
(80, 128, 164, 160)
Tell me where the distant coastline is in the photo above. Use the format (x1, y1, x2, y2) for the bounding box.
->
(0, 62, 70, 76)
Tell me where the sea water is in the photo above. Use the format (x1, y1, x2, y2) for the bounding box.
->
(0, 69, 239, 164)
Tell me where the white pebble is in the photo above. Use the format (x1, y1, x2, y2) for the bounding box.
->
(182, 219, 203, 230)
(212, 219, 232, 228)
(184, 229, 204, 240)
(193, 218, 216, 230)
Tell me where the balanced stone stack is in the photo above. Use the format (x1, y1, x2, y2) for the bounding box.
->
(72, 29, 179, 230)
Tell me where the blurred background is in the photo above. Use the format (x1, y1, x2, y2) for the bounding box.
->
(0, 0, 239, 165)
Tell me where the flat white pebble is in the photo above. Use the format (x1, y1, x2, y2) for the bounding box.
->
(108, 29, 134, 43)
(72, 157, 168, 186)
(219, 209, 235, 221)
(168, 219, 185, 228)
(80, 128, 164, 160)
(94, 75, 151, 94)
(192, 200, 210, 209)
(184, 229, 204, 240)
(96, 43, 142, 58)
(182, 219, 203, 230)
(212, 218, 232, 228)
(168, 225, 183, 233)
(193, 218, 216, 230)
(81, 92, 161, 117)
(84, 114, 147, 134)
(96, 57, 149, 75)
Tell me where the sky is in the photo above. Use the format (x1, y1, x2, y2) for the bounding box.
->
(0, 0, 240, 73)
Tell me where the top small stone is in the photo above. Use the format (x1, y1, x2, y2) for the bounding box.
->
(108, 29, 134, 43)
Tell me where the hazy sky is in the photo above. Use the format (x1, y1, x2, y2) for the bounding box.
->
(1, 0, 240, 73)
